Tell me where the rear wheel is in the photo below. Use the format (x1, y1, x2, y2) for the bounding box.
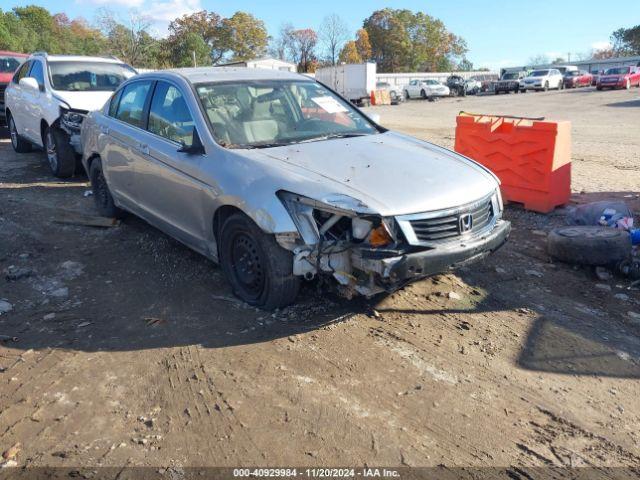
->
(219, 213, 300, 310)
(45, 126, 76, 178)
(404, 90, 410, 100)
(89, 158, 124, 218)
(7, 113, 32, 153)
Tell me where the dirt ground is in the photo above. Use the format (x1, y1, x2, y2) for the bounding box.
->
(1, 86, 640, 473)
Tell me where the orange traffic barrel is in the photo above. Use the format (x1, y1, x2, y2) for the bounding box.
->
(454, 112, 571, 213)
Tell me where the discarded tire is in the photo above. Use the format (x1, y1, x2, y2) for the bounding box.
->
(547, 226, 631, 266)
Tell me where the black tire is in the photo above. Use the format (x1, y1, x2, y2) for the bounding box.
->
(420, 89, 427, 99)
(45, 126, 76, 178)
(404, 90, 410, 100)
(89, 158, 124, 218)
(7, 113, 32, 153)
(547, 226, 631, 266)
(219, 213, 300, 310)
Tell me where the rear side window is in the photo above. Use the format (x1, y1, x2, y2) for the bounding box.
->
(115, 81, 152, 128)
(13, 61, 31, 84)
(148, 82, 195, 146)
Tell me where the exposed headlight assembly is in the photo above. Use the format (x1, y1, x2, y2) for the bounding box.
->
(277, 191, 394, 247)
(60, 107, 86, 133)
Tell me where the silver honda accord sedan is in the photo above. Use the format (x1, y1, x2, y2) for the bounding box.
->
(80, 67, 510, 309)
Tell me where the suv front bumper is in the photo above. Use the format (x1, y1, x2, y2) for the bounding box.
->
(374, 219, 511, 285)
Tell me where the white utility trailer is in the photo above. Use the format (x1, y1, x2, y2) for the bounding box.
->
(315, 63, 377, 106)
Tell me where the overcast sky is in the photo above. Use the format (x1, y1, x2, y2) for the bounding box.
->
(7, 0, 636, 68)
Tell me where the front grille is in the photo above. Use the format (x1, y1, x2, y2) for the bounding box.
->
(408, 198, 494, 243)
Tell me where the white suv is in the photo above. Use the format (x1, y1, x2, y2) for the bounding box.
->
(521, 68, 564, 92)
(5, 53, 136, 178)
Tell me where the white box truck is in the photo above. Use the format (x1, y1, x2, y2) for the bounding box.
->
(315, 63, 377, 106)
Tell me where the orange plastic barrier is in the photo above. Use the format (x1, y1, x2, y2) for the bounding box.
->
(370, 90, 391, 106)
(454, 113, 571, 213)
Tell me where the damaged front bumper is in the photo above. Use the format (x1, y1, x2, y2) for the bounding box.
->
(291, 219, 511, 297)
(364, 219, 511, 286)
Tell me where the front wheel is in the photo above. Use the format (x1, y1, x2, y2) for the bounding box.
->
(7, 114, 32, 153)
(45, 126, 76, 178)
(219, 213, 301, 310)
(420, 89, 427, 99)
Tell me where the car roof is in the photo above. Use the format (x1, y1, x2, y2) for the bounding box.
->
(32, 54, 126, 64)
(154, 67, 313, 84)
(0, 51, 29, 57)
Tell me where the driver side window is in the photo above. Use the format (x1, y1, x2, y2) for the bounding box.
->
(148, 82, 195, 146)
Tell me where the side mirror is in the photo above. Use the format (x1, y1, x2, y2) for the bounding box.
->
(178, 128, 205, 155)
(19, 77, 40, 91)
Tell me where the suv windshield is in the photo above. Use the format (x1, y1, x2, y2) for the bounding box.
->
(530, 70, 549, 77)
(605, 67, 630, 75)
(49, 61, 136, 91)
(502, 73, 518, 80)
(196, 80, 378, 149)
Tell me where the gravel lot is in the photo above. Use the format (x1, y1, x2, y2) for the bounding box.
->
(1, 85, 639, 472)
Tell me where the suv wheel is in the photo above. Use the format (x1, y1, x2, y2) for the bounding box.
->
(89, 158, 124, 218)
(404, 90, 410, 100)
(7, 114, 32, 153)
(420, 89, 427, 99)
(45, 126, 76, 178)
(219, 213, 300, 310)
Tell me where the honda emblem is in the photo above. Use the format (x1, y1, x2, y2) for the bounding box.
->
(458, 213, 473, 233)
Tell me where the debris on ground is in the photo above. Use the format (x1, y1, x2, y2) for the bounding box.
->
(4, 265, 33, 281)
(0, 300, 13, 315)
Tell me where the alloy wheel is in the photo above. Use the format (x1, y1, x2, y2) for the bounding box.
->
(9, 117, 18, 150)
(46, 131, 58, 172)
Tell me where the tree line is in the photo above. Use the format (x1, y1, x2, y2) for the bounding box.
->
(0, 5, 472, 73)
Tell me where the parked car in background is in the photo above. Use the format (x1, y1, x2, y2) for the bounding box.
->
(0, 51, 28, 124)
(563, 70, 592, 88)
(494, 71, 526, 94)
(590, 69, 602, 86)
(404, 79, 450, 100)
(446, 75, 466, 97)
(597, 66, 640, 90)
(522, 69, 564, 91)
(5, 53, 137, 178)
(81, 67, 509, 309)
(376, 81, 403, 104)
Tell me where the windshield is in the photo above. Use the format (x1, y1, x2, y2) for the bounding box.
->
(49, 61, 136, 92)
(565, 71, 580, 76)
(530, 70, 549, 77)
(425, 80, 439, 85)
(196, 80, 378, 149)
(502, 73, 518, 80)
(0, 55, 25, 74)
(604, 67, 630, 75)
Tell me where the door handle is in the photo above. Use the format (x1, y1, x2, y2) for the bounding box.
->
(137, 143, 150, 155)
(100, 125, 109, 135)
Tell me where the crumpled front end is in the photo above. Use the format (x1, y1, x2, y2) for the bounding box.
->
(58, 107, 88, 154)
(276, 189, 510, 298)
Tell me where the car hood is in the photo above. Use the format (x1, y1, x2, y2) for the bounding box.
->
(52, 90, 113, 112)
(252, 132, 498, 216)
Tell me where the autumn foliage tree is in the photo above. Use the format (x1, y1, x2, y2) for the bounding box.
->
(338, 41, 361, 64)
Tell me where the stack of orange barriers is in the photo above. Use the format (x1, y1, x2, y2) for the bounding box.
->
(454, 112, 571, 213)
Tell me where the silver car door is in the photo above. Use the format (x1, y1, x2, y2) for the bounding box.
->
(101, 80, 153, 207)
(134, 80, 210, 251)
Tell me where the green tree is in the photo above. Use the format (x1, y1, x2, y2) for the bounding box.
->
(167, 10, 227, 64)
(363, 9, 467, 73)
(224, 11, 268, 61)
(611, 25, 640, 55)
